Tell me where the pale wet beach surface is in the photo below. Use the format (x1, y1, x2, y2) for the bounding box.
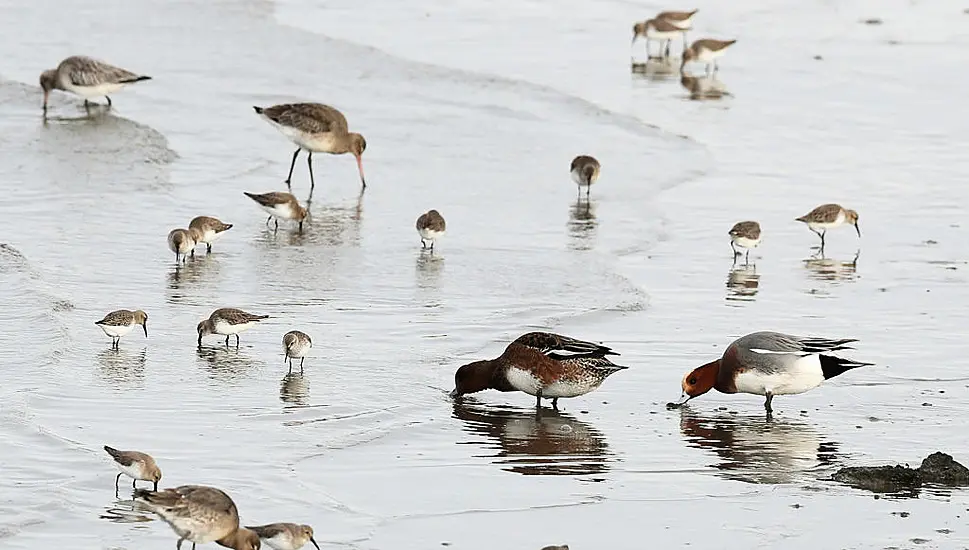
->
(2, 0, 969, 548)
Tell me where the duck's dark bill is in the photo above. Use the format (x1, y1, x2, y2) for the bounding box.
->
(666, 395, 692, 409)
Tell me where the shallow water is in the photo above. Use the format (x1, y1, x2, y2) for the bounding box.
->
(2, 0, 969, 548)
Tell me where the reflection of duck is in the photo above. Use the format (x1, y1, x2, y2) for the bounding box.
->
(280, 373, 309, 406)
(678, 410, 841, 484)
(567, 199, 597, 250)
(680, 71, 729, 100)
(195, 346, 258, 384)
(96, 348, 147, 386)
(725, 262, 759, 302)
(630, 57, 677, 81)
(452, 402, 611, 476)
(803, 250, 860, 284)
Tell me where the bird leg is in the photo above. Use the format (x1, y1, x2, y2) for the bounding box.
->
(745, 250, 750, 264)
(234, 334, 240, 347)
(300, 357, 304, 374)
(224, 335, 230, 347)
(287, 359, 292, 375)
(421, 239, 426, 249)
(764, 392, 774, 418)
(132, 478, 137, 489)
(285, 148, 300, 189)
(273, 219, 279, 233)
(105, 96, 112, 107)
(306, 151, 316, 191)
(664, 40, 671, 58)
(552, 397, 559, 410)
(115, 473, 122, 494)
(730, 242, 738, 256)
(206, 243, 212, 253)
(265, 215, 272, 227)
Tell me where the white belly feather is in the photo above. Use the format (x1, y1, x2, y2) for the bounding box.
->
(98, 323, 134, 338)
(213, 319, 255, 335)
(733, 354, 825, 396)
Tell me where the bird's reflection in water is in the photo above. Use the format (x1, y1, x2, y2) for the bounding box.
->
(803, 250, 860, 285)
(280, 373, 310, 407)
(725, 262, 760, 303)
(678, 410, 841, 484)
(630, 57, 677, 81)
(416, 250, 445, 288)
(453, 401, 611, 476)
(567, 199, 597, 251)
(305, 190, 364, 248)
(99, 498, 153, 524)
(680, 71, 729, 100)
(195, 346, 258, 384)
(166, 254, 218, 294)
(96, 348, 147, 387)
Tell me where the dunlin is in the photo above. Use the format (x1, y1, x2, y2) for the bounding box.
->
(450, 332, 627, 409)
(670, 332, 871, 417)
(282, 331, 312, 374)
(795, 203, 860, 249)
(656, 9, 698, 56)
(728, 221, 761, 262)
(103, 445, 161, 494)
(632, 18, 684, 59)
(39, 56, 151, 114)
(189, 216, 233, 253)
(168, 228, 200, 264)
(95, 309, 148, 349)
(246, 523, 320, 550)
(682, 39, 737, 74)
(569, 155, 600, 199)
(243, 191, 308, 233)
(134, 485, 261, 550)
(198, 308, 269, 347)
(415, 210, 446, 250)
(253, 103, 367, 191)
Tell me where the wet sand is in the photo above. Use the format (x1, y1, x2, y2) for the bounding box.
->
(1, 0, 969, 548)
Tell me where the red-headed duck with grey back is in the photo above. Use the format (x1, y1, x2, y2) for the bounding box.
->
(670, 331, 871, 417)
(450, 332, 627, 409)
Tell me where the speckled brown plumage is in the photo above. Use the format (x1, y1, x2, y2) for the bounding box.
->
(416, 210, 446, 232)
(134, 485, 259, 550)
(729, 221, 761, 240)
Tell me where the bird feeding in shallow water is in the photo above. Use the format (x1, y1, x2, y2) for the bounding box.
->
(795, 203, 860, 250)
(198, 308, 269, 347)
(39, 55, 151, 114)
(728, 221, 761, 262)
(95, 309, 148, 349)
(668, 331, 871, 417)
(134, 485, 260, 550)
(282, 331, 312, 374)
(244, 191, 308, 233)
(681, 39, 737, 74)
(103, 445, 161, 495)
(415, 209, 446, 250)
(188, 216, 233, 253)
(253, 103, 367, 191)
(569, 155, 600, 199)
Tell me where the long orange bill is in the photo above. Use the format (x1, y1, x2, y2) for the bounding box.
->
(355, 154, 367, 188)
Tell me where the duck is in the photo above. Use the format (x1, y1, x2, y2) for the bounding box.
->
(671, 331, 871, 416)
(450, 332, 627, 409)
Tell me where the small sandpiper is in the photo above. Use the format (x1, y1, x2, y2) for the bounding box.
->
(39, 56, 151, 114)
(795, 203, 860, 249)
(283, 331, 313, 374)
(632, 18, 684, 59)
(103, 445, 161, 494)
(728, 221, 761, 262)
(656, 9, 698, 56)
(682, 39, 737, 74)
(95, 309, 148, 349)
(198, 308, 269, 347)
(134, 485, 260, 550)
(570, 155, 600, 199)
(189, 216, 233, 253)
(168, 228, 200, 264)
(415, 210, 446, 250)
(246, 523, 320, 550)
(254, 103, 367, 191)
(244, 191, 308, 233)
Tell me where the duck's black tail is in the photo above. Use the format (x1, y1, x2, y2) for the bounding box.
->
(820, 355, 872, 380)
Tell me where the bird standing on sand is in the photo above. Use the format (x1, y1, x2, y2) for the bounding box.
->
(253, 103, 367, 191)
(95, 309, 148, 349)
(189, 216, 233, 253)
(282, 331, 312, 374)
(416, 210, 446, 250)
(243, 191, 308, 233)
(198, 308, 269, 347)
(569, 155, 600, 199)
(103, 445, 161, 494)
(670, 331, 871, 417)
(246, 523, 320, 550)
(795, 203, 860, 249)
(134, 485, 261, 550)
(39, 56, 151, 114)
(681, 39, 737, 74)
(728, 221, 761, 262)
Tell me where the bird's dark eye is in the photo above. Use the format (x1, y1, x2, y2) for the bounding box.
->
(688, 377, 697, 385)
